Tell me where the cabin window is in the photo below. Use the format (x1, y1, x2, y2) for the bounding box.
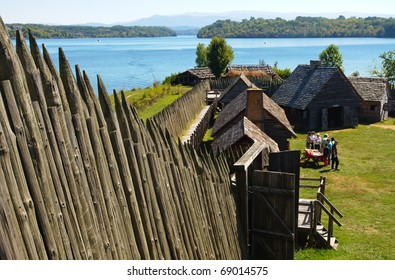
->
(370, 105, 377, 111)
(303, 111, 308, 119)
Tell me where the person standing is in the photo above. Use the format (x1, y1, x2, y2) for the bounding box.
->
(323, 142, 329, 166)
(327, 136, 333, 165)
(331, 139, 339, 170)
(314, 133, 321, 151)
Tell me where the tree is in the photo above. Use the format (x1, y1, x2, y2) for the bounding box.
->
(371, 50, 395, 84)
(273, 61, 292, 80)
(319, 44, 344, 71)
(351, 70, 360, 77)
(206, 37, 234, 78)
(195, 43, 207, 67)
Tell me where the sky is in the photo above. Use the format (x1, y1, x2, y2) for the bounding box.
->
(1, 0, 395, 25)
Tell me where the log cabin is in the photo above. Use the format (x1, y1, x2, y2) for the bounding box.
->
(348, 76, 389, 123)
(271, 60, 362, 131)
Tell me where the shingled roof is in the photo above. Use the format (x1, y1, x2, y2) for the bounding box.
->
(348, 77, 388, 102)
(179, 67, 215, 79)
(271, 62, 339, 110)
(227, 64, 279, 77)
(211, 117, 279, 153)
(212, 88, 296, 137)
(218, 73, 255, 102)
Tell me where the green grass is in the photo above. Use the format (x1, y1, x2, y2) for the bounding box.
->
(111, 84, 192, 121)
(292, 119, 395, 259)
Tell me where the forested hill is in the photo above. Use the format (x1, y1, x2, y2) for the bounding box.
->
(6, 24, 177, 38)
(197, 16, 395, 38)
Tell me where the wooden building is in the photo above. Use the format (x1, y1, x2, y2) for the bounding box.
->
(212, 117, 279, 165)
(348, 76, 389, 123)
(271, 60, 361, 131)
(217, 73, 255, 107)
(212, 87, 296, 151)
(176, 67, 215, 86)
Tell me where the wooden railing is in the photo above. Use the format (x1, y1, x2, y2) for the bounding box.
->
(299, 177, 343, 248)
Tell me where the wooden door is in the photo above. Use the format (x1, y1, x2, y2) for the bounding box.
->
(250, 170, 295, 260)
(343, 106, 355, 127)
(321, 108, 328, 130)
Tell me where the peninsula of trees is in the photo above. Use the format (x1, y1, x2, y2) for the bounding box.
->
(6, 24, 177, 38)
(197, 16, 395, 38)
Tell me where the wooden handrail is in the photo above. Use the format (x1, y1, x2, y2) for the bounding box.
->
(315, 200, 342, 227)
(300, 184, 321, 189)
(234, 141, 267, 171)
(317, 192, 343, 218)
(300, 177, 322, 181)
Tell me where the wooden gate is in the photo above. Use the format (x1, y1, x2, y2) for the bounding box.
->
(250, 170, 295, 260)
(343, 105, 355, 127)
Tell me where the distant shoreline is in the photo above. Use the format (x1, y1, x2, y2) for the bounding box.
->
(6, 23, 177, 39)
(7, 15, 395, 39)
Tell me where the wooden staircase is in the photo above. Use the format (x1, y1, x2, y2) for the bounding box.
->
(298, 177, 343, 250)
(315, 223, 339, 249)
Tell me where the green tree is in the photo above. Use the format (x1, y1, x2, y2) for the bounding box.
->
(195, 43, 207, 67)
(371, 50, 395, 83)
(273, 61, 292, 80)
(351, 70, 360, 77)
(206, 37, 234, 78)
(319, 44, 344, 71)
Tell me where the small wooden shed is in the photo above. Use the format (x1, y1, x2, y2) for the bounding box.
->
(212, 87, 296, 150)
(176, 67, 215, 86)
(271, 60, 361, 131)
(348, 76, 389, 123)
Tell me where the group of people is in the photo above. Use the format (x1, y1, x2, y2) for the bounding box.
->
(306, 131, 340, 170)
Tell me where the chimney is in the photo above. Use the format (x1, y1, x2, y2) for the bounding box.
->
(310, 60, 322, 69)
(246, 88, 264, 131)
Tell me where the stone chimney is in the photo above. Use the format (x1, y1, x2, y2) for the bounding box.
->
(246, 88, 264, 131)
(310, 60, 322, 69)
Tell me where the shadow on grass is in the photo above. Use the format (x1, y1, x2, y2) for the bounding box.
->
(301, 161, 325, 170)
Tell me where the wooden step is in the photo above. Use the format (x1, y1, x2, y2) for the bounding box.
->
(316, 229, 339, 250)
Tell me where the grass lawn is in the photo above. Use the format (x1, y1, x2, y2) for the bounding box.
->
(292, 119, 395, 259)
(111, 84, 192, 121)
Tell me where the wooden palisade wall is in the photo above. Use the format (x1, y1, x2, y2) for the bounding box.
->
(0, 18, 244, 260)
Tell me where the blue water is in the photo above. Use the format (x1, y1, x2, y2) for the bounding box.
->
(32, 36, 395, 91)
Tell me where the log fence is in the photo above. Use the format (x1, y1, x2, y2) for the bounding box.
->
(0, 19, 244, 260)
(150, 80, 209, 138)
(186, 99, 217, 149)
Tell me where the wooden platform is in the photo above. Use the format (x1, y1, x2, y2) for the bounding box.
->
(298, 199, 313, 231)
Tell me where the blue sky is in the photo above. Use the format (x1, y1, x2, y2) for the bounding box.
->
(2, 0, 395, 24)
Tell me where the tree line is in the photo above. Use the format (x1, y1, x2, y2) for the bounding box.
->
(6, 24, 177, 38)
(197, 16, 395, 38)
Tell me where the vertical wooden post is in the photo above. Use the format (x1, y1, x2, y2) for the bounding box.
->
(234, 166, 249, 253)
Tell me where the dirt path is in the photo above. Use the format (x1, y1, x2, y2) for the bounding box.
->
(181, 105, 211, 143)
(369, 123, 395, 131)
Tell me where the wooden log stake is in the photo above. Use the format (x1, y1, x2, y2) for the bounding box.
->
(0, 86, 47, 259)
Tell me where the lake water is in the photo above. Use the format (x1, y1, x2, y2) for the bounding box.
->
(33, 36, 395, 91)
